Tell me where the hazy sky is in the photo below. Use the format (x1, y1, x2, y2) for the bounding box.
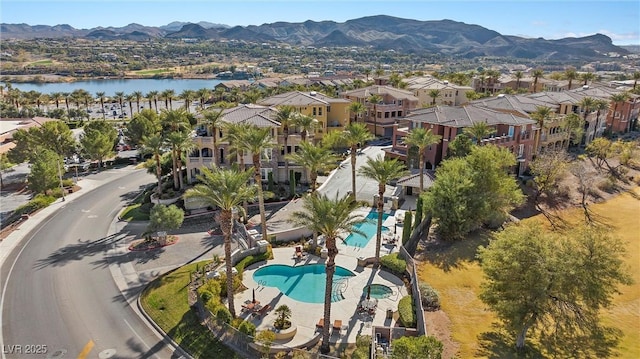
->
(2, 0, 639, 45)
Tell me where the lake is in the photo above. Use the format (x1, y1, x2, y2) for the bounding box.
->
(10, 78, 225, 97)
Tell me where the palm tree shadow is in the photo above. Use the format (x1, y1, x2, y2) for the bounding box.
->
(34, 232, 128, 269)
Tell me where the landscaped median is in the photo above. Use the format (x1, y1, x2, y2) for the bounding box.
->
(140, 261, 242, 359)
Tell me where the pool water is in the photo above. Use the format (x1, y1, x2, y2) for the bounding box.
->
(363, 284, 393, 299)
(344, 211, 390, 247)
(253, 264, 354, 303)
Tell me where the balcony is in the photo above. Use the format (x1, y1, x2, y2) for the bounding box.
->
(480, 135, 515, 145)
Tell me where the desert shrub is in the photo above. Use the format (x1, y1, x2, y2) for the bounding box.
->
(199, 290, 214, 304)
(351, 335, 372, 359)
(398, 295, 416, 328)
(62, 179, 74, 187)
(48, 187, 64, 198)
(418, 282, 441, 311)
(237, 320, 256, 337)
(597, 176, 617, 193)
(215, 306, 232, 324)
(217, 273, 244, 298)
(380, 253, 407, 275)
(13, 194, 56, 216)
(198, 279, 222, 300)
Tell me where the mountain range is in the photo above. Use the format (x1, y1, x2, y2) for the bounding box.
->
(0, 15, 629, 60)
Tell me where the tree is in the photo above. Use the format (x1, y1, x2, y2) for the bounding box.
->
(96, 91, 106, 119)
(463, 121, 496, 146)
(348, 101, 365, 124)
(428, 89, 441, 106)
(161, 108, 191, 189)
(165, 130, 196, 189)
(404, 127, 442, 192)
(610, 92, 630, 132)
(273, 304, 292, 330)
(199, 107, 224, 166)
(140, 134, 165, 200)
(80, 120, 117, 168)
(581, 72, 596, 86)
(126, 109, 161, 147)
(341, 123, 374, 199)
(292, 112, 318, 142)
(276, 105, 296, 179)
(425, 145, 524, 239)
(148, 204, 184, 239)
(529, 148, 570, 227)
(447, 133, 473, 158)
(289, 193, 366, 353)
(28, 149, 62, 194)
(564, 67, 578, 90)
(238, 125, 275, 241)
(286, 141, 338, 194)
(146, 90, 159, 113)
(390, 335, 443, 359)
(8, 120, 76, 164)
(530, 106, 554, 152)
(184, 166, 256, 318)
(514, 71, 523, 90)
(367, 93, 382, 136)
(358, 155, 408, 261)
(563, 113, 585, 147)
(478, 222, 632, 353)
(633, 71, 640, 89)
(531, 68, 544, 93)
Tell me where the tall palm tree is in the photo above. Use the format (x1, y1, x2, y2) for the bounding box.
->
(132, 91, 143, 114)
(404, 127, 442, 192)
(610, 92, 630, 132)
(292, 112, 318, 142)
(51, 92, 63, 109)
(348, 101, 365, 125)
(564, 67, 578, 90)
(200, 107, 224, 166)
(165, 130, 195, 190)
(222, 122, 251, 221)
(367, 93, 383, 136)
(530, 105, 554, 152)
(114, 91, 125, 112)
(161, 109, 191, 189)
(289, 193, 366, 353)
(276, 105, 296, 180)
(581, 72, 596, 86)
(593, 99, 609, 136)
(238, 125, 275, 241)
(514, 71, 523, 90)
(146, 90, 159, 113)
(196, 88, 212, 109)
(180, 89, 196, 113)
(428, 89, 441, 106)
(358, 155, 408, 261)
(342, 123, 374, 199)
(125, 93, 135, 117)
(184, 166, 256, 318)
(633, 71, 640, 90)
(161, 89, 175, 110)
(140, 134, 165, 200)
(532, 68, 544, 93)
(286, 141, 338, 194)
(96, 91, 106, 119)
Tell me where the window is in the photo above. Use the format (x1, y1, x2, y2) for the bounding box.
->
(261, 148, 272, 162)
(313, 107, 317, 116)
(398, 100, 403, 106)
(508, 126, 514, 137)
(518, 144, 524, 157)
(327, 106, 331, 112)
(319, 107, 322, 116)
(260, 168, 272, 181)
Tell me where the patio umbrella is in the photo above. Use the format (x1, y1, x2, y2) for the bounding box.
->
(367, 285, 371, 300)
(252, 288, 256, 303)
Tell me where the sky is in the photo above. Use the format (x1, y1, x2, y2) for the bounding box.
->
(2, 0, 639, 45)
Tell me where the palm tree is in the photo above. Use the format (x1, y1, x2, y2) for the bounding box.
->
(292, 112, 318, 142)
(196, 88, 212, 109)
(140, 134, 165, 200)
(96, 92, 106, 119)
(165, 130, 195, 190)
(593, 99, 609, 136)
(200, 107, 224, 166)
(286, 141, 338, 194)
(125, 94, 135, 118)
(222, 122, 251, 221)
(184, 166, 256, 318)
(610, 92, 630, 132)
(531, 68, 544, 93)
(161, 89, 175, 110)
(342, 123, 374, 199)
(289, 193, 366, 353)
(514, 71, 523, 90)
(161, 109, 191, 189)
(348, 101, 365, 124)
(581, 72, 596, 86)
(530, 106, 554, 152)
(428, 89, 441, 106)
(367, 93, 382, 136)
(51, 92, 63, 109)
(276, 105, 296, 180)
(564, 67, 578, 90)
(132, 91, 143, 114)
(146, 90, 159, 113)
(633, 72, 640, 90)
(180, 89, 196, 113)
(238, 125, 275, 241)
(358, 155, 408, 261)
(404, 127, 442, 192)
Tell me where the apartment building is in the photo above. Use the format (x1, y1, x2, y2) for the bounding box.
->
(404, 76, 473, 106)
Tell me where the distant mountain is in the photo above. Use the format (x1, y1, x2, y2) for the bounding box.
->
(0, 15, 630, 60)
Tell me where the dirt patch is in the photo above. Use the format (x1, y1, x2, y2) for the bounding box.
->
(425, 310, 460, 359)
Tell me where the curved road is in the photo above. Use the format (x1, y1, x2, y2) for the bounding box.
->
(1, 168, 181, 359)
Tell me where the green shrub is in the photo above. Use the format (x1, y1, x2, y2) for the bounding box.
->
(62, 179, 74, 187)
(200, 290, 214, 304)
(351, 335, 372, 359)
(215, 306, 232, 324)
(418, 282, 441, 311)
(380, 253, 407, 275)
(235, 251, 271, 274)
(49, 187, 64, 198)
(237, 320, 256, 337)
(402, 211, 413, 244)
(398, 295, 416, 328)
(13, 194, 56, 216)
(217, 273, 244, 298)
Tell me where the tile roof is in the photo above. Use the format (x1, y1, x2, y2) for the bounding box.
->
(341, 85, 419, 101)
(396, 170, 436, 189)
(405, 105, 536, 128)
(220, 104, 281, 127)
(470, 94, 559, 115)
(258, 91, 349, 107)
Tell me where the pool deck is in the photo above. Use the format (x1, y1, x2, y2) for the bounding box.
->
(236, 207, 408, 349)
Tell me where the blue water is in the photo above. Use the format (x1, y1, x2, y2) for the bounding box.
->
(253, 264, 354, 303)
(344, 211, 390, 247)
(363, 284, 393, 299)
(10, 78, 224, 97)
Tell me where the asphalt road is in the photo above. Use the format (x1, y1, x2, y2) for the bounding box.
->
(1, 168, 180, 359)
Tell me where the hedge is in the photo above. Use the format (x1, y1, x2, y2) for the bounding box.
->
(380, 252, 407, 275)
(398, 295, 416, 328)
(234, 247, 272, 274)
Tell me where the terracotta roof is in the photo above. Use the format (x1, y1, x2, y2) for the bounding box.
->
(220, 104, 280, 127)
(342, 85, 419, 101)
(396, 170, 436, 189)
(405, 105, 535, 128)
(258, 91, 349, 107)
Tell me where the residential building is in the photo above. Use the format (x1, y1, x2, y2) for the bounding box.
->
(258, 90, 351, 139)
(384, 105, 537, 176)
(341, 85, 419, 137)
(404, 76, 473, 107)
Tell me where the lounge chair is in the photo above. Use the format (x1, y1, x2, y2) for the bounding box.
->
(316, 318, 324, 329)
(254, 304, 271, 318)
(333, 319, 343, 333)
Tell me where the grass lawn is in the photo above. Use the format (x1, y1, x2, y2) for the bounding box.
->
(120, 203, 150, 221)
(417, 188, 640, 358)
(141, 261, 242, 359)
(132, 68, 174, 76)
(29, 59, 54, 66)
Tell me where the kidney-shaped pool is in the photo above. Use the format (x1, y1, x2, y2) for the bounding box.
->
(253, 264, 354, 303)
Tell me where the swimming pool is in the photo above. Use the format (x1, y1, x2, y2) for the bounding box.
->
(344, 211, 390, 247)
(253, 264, 355, 303)
(363, 284, 394, 299)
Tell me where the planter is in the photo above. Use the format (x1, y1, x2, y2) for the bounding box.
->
(150, 193, 181, 205)
(271, 324, 297, 341)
